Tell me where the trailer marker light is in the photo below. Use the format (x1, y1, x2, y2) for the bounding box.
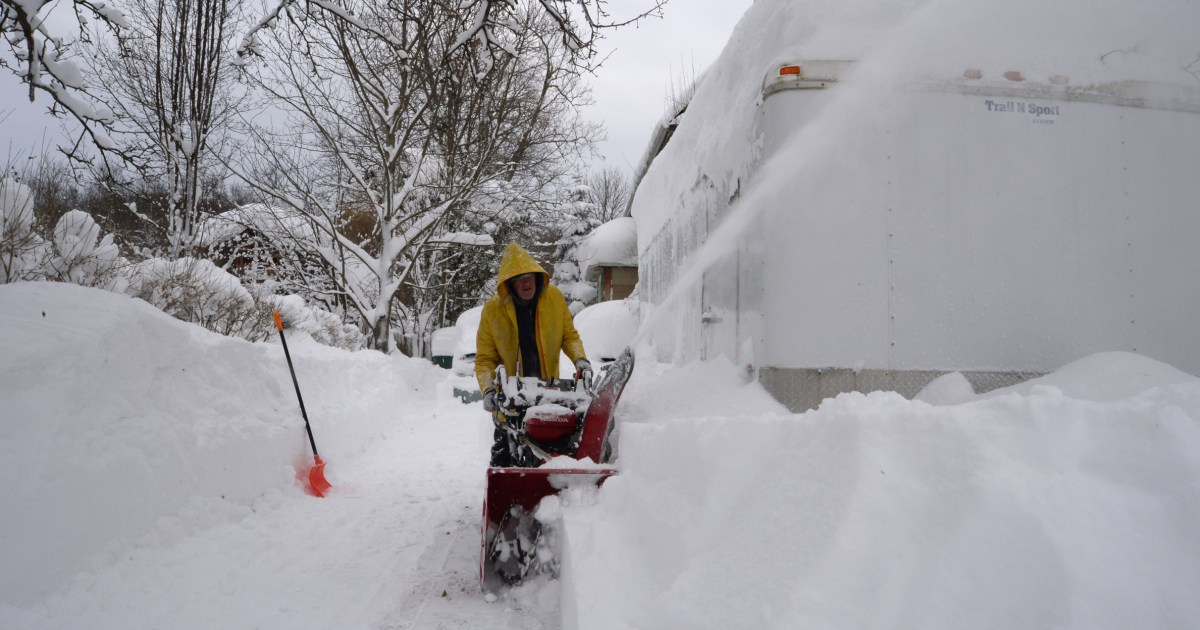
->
(779, 65, 802, 77)
(963, 69, 983, 79)
(1003, 70, 1024, 81)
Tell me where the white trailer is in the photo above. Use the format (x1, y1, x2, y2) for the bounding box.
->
(634, 14, 1200, 411)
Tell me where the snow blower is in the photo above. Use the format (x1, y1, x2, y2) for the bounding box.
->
(273, 310, 333, 498)
(480, 347, 634, 592)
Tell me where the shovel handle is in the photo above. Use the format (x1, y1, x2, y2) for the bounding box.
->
(274, 310, 320, 459)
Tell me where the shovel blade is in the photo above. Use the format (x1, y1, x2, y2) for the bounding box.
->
(308, 456, 332, 497)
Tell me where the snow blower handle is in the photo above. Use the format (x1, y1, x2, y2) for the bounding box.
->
(575, 358, 595, 395)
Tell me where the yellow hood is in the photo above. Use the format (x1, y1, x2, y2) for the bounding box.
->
(495, 242, 548, 300)
(474, 242, 586, 391)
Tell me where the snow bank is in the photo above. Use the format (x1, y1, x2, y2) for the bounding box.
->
(4, 282, 1200, 629)
(573, 299, 639, 365)
(0, 282, 440, 607)
(561, 351, 1200, 629)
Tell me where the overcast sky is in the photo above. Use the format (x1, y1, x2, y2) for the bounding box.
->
(1, 1, 753, 177)
(584, 0, 754, 175)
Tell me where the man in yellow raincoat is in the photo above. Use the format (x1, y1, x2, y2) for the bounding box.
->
(476, 242, 591, 466)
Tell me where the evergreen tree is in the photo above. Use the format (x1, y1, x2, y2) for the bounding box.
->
(552, 181, 600, 314)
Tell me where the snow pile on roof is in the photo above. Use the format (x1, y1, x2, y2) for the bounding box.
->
(195, 203, 316, 247)
(576, 216, 636, 282)
(434, 232, 495, 247)
(629, 0, 1200, 241)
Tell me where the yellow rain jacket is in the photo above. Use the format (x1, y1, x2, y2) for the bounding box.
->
(475, 243, 587, 393)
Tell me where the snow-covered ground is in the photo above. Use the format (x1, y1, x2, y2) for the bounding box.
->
(0, 282, 555, 628)
(4, 282, 1199, 629)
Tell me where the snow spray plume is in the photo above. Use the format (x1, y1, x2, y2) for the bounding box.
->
(629, 0, 1136, 349)
(631, 52, 911, 349)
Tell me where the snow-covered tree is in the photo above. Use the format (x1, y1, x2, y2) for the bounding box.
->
(88, 0, 246, 257)
(587, 166, 631, 222)
(1, 0, 129, 165)
(552, 180, 599, 314)
(0, 177, 41, 283)
(233, 1, 601, 352)
(125, 257, 270, 339)
(237, 0, 666, 74)
(404, 5, 605, 336)
(4, 0, 663, 168)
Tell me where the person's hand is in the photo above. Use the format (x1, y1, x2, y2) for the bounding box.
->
(482, 388, 497, 412)
(575, 358, 593, 386)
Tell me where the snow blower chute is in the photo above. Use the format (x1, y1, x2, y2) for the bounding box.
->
(480, 347, 634, 592)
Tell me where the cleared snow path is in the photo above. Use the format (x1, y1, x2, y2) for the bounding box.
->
(15, 385, 553, 629)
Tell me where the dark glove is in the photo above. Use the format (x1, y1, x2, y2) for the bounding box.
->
(482, 388, 497, 412)
(575, 358, 593, 386)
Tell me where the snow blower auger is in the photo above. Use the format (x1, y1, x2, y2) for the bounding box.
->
(480, 347, 635, 593)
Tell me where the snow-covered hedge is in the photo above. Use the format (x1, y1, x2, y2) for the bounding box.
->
(272, 294, 365, 350)
(44, 210, 126, 291)
(2, 177, 364, 349)
(1, 178, 127, 290)
(126, 257, 273, 340)
(126, 258, 364, 349)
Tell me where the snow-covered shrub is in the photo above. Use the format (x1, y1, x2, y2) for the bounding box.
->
(126, 257, 275, 340)
(44, 210, 127, 292)
(125, 258, 366, 348)
(3, 178, 128, 290)
(0, 178, 44, 283)
(272, 294, 365, 351)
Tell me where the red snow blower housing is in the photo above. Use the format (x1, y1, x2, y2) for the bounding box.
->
(480, 347, 634, 592)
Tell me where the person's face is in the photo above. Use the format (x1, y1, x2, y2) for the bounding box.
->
(514, 273, 537, 301)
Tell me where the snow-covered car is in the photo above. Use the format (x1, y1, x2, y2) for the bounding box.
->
(573, 298, 639, 372)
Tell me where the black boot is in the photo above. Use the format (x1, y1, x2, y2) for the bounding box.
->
(490, 426, 513, 467)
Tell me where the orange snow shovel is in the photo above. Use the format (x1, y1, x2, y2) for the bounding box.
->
(273, 310, 333, 497)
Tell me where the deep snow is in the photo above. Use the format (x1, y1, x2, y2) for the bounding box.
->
(5, 0, 1199, 627)
(3, 282, 1200, 629)
(0, 282, 556, 628)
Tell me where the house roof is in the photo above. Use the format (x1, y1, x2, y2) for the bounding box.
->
(196, 203, 317, 247)
(578, 216, 638, 281)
